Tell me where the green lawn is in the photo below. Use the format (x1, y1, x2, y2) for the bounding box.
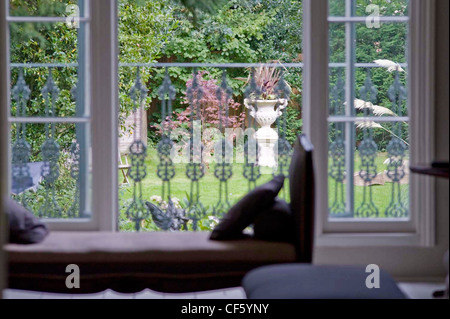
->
(329, 152, 409, 218)
(119, 149, 409, 230)
(119, 149, 275, 208)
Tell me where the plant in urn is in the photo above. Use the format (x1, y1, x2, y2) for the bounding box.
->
(240, 63, 290, 168)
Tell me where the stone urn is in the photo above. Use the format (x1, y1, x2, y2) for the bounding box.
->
(244, 98, 288, 168)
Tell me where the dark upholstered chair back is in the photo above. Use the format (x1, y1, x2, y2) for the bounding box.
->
(289, 135, 315, 263)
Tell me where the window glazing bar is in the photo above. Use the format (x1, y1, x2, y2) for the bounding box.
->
(119, 62, 304, 68)
(12, 62, 408, 69)
(13, 62, 406, 69)
(329, 116, 409, 123)
(8, 117, 91, 124)
(10, 63, 78, 68)
(328, 16, 409, 23)
(76, 0, 90, 218)
(329, 62, 408, 68)
(7, 17, 90, 23)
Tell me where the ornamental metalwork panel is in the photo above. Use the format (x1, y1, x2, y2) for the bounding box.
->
(328, 69, 346, 216)
(212, 70, 234, 218)
(10, 65, 91, 220)
(355, 70, 379, 218)
(185, 69, 206, 227)
(125, 68, 152, 231)
(385, 72, 408, 218)
(127, 65, 299, 232)
(39, 69, 63, 218)
(11, 69, 32, 208)
(147, 69, 189, 231)
(242, 69, 262, 192)
(274, 70, 292, 201)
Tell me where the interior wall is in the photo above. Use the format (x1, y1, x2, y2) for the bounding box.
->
(433, 0, 449, 279)
(315, 0, 449, 281)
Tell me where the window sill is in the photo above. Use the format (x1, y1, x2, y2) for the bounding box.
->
(315, 232, 427, 247)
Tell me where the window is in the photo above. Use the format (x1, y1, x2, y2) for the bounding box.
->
(1, 0, 436, 247)
(6, 0, 94, 230)
(303, 0, 436, 246)
(328, 0, 410, 221)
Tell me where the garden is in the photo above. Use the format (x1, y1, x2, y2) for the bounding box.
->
(9, 0, 410, 231)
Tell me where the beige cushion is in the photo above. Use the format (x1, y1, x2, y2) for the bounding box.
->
(7, 231, 295, 293)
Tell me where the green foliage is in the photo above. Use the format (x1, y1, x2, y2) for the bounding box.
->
(9, 0, 75, 46)
(119, 0, 178, 65)
(328, 0, 409, 151)
(284, 107, 303, 145)
(118, 0, 179, 130)
(165, 0, 272, 64)
(254, 0, 304, 62)
(171, 0, 228, 26)
(143, 0, 275, 101)
(141, 0, 279, 143)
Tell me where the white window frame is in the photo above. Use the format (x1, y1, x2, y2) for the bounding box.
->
(1, 0, 436, 249)
(303, 0, 436, 247)
(2, 0, 118, 231)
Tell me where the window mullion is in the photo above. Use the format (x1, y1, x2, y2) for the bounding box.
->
(344, 0, 356, 217)
(302, 0, 329, 238)
(77, 0, 90, 219)
(90, 0, 118, 231)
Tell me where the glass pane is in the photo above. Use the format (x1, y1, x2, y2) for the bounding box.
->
(9, 0, 86, 18)
(328, 122, 348, 216)
(328, 0, 409, 220)
(10, 122, 92, 219)
(329, 0, 346, 16)
(328, 122, 410, 218)
(355, 67, 408, 118)
(354, 125, 409, 218)
(9, 2, 91, 220)
(329, 0, 409, 17)
(9, 22, 78, 65)
(329, 23, 346, 63)
(355, 22, 408, 64)
(329, 67, 346, 116)
(10, 66, 78, 118)
(354, 0, 409, 17)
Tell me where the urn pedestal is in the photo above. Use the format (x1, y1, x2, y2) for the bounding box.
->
(244, 98, 288, 168)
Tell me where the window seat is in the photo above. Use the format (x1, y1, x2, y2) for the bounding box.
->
(6, 135, 314, 295)
(6, 231, 296, 294)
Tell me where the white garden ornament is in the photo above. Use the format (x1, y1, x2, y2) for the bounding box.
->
(244, 98, 288, 168)
(373, 59, 406, 73)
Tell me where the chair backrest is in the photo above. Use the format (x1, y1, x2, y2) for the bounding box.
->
(118, 152, 130, 166)
(289, 134, 315, 263)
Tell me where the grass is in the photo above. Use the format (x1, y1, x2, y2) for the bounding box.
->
(119, 148, 410, 230)
(120, 149, 276, 207)
(329, 152, 409, 218)
(119, 149, 277, 231)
